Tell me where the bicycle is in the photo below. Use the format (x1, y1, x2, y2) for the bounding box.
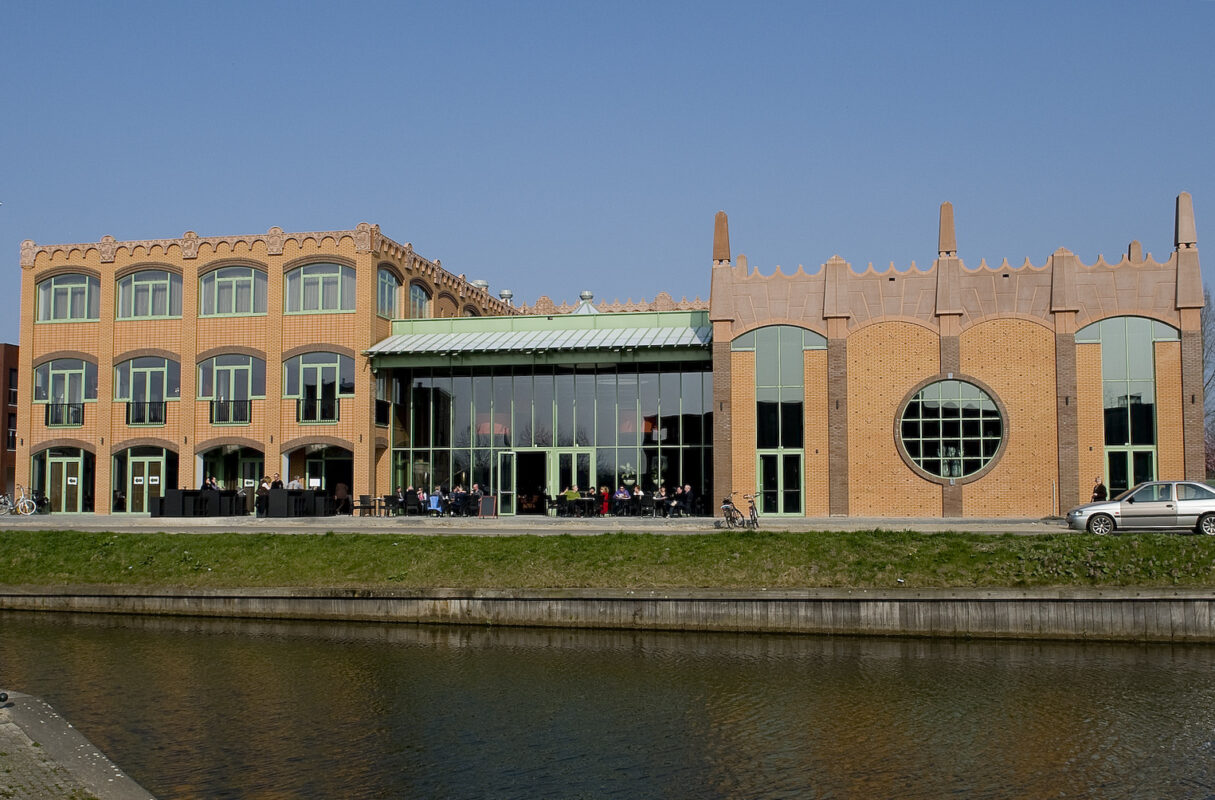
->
(721, 494, 746, 528)
(743, 492, 760, 529)
(6, 485, 38, 516)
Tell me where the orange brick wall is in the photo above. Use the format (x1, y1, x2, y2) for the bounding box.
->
(960, 319, 1058, 517)
(730, 350, 756, 500)
(804, 349, 829, 516)
(847, 322, 941, 516)
(1075, 343, 1105, 496)
(1155, 340, 1184, 480)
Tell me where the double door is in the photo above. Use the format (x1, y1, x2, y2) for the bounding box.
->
(758, 451, 802, 516)
(495, 449, 593, 515)
(48, 454, 82, 512)
(127, 455, 164, 513)
(1105, 448, 1155, 497)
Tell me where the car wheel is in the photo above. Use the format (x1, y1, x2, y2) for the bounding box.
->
(1198, 514, 1215, 536)
(1087, 513, 1114, 535)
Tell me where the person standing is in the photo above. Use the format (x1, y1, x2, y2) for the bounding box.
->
(255, 475, 271, 517)
(1091, 477, 1108, 502)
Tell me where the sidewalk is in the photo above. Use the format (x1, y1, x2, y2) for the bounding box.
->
(0, 512, 1067, 536)
(0, 691, 153, 800)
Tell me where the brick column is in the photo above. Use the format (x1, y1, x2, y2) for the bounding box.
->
(711, 329, 733, 511)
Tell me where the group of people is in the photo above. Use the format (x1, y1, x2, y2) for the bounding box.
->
(394, 483, 486, 516)
(558, 483, 696, 517)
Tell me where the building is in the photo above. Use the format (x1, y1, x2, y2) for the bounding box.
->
(17, 193, 1204, 517)
(0, 343, 19, 497)
(17, 224, 512, 513)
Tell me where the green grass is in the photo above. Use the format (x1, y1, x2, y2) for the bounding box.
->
(4, 529, 1215, 590)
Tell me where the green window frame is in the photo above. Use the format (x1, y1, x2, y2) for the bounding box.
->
(33, 359, 98, 403)
(36, 274, 100, 322)
(409, 283, 431, 319)
(1077, 316, 1179, 448)
(378, 269, 401, 318)
(283, 353, 355, 398)
(199, 267, 268, 316)
(116, 270, 182, 319)
(197, 354, 266, 400)
(114, 357, 181, 401)
(733, 325, 824, 449)
(285, 263, 356, 314)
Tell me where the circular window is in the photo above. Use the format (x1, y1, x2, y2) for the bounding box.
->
(898, 379, 1003, 480)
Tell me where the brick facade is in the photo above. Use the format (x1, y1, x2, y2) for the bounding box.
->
(18, 225, 513, 513)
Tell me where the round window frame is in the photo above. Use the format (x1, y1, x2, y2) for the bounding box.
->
(893, 374, 1008, 485)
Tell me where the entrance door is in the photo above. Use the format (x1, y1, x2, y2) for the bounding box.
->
(128, 455, 164, 513)
(48, 454, 81, 513)
(306, 458, 325, 490)
(497, 451, 515, 515)
(758, 451, 802, 515)
(554, 450, 593, 494)
(1106, 448, 1155, 497)
(239, 457, 263, 492)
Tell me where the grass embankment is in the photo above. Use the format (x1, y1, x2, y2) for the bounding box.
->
(3, 529, 1215, 590)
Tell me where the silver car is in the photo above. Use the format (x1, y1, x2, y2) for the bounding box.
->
(1067, 480, 1215, 535)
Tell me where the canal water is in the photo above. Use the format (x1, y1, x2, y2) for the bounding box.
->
(2, 611, 1214, 799)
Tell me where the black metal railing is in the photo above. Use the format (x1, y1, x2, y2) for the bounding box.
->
(297, 397, 340, 423)
(210, 399, 252, 425)
(126, 401, 167, 425)
(45, 403, 85, 427)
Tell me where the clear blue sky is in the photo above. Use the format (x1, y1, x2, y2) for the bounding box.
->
(2, 1, 1213, 341)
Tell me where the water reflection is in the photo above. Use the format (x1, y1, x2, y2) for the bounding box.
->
(2, 611, 1214, 799)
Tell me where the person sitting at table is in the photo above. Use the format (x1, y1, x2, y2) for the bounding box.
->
(562, 485, 581, 516)
(655, 486, 668, 517)
(428, 486, 444, 516)
(682, 484, 696, 516)
(287, 475, 303, 490)
(451, 484, 469, 516)
(613, 485, 632, 516)
(271, 473, 284, 490)
(668, 486, 684, 517)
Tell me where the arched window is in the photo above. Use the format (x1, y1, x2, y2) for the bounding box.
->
(1075, 316, 1180, 493)
(200, 266, 267, 316)
(285, 263, 356, 313)
(283, 352, 355, 422)
(198, 354, 266, 425)
(33, 358, 98, 427)
(114, 356, 181, 425)
(36, 274, 100, 322)
(409, 283, 431, 318)
(378, 268, 401, 318)
(117, 270, 182, 319)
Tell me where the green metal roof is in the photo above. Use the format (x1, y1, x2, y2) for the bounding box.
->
(366, 310, 712, 367)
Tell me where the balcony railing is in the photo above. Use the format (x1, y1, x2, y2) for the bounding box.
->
(210, 399, 252, 425)
(297, 397, 340, 423)
(126, 401, 167, 426)
(45, 403, 84, 427)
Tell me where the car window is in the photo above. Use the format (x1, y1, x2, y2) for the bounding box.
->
(1177, 483, 1215, 501)
(1128, 484, 1172, 503)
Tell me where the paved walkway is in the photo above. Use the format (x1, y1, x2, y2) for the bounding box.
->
(0, 512, 1069, 535)
(0, 692, 153, 800)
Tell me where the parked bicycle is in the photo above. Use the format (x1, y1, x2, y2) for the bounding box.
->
(0, 485, 39, 516)
(721, 491, 760, 529)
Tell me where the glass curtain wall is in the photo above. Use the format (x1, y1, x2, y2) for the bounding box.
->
(389, 364, 712, 510)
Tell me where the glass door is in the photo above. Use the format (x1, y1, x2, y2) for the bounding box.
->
(758, 451, 803, 515)
(48, 454, 81, 513)
(127, 455, 164, 513)
(302, 363, 337, 421)
(131, 365, 166, 424)
(1105, 448, 1155, 497)
(497, 451, 515, 515)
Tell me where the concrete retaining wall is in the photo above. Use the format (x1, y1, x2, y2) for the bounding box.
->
(3, 586, 1215, 642)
